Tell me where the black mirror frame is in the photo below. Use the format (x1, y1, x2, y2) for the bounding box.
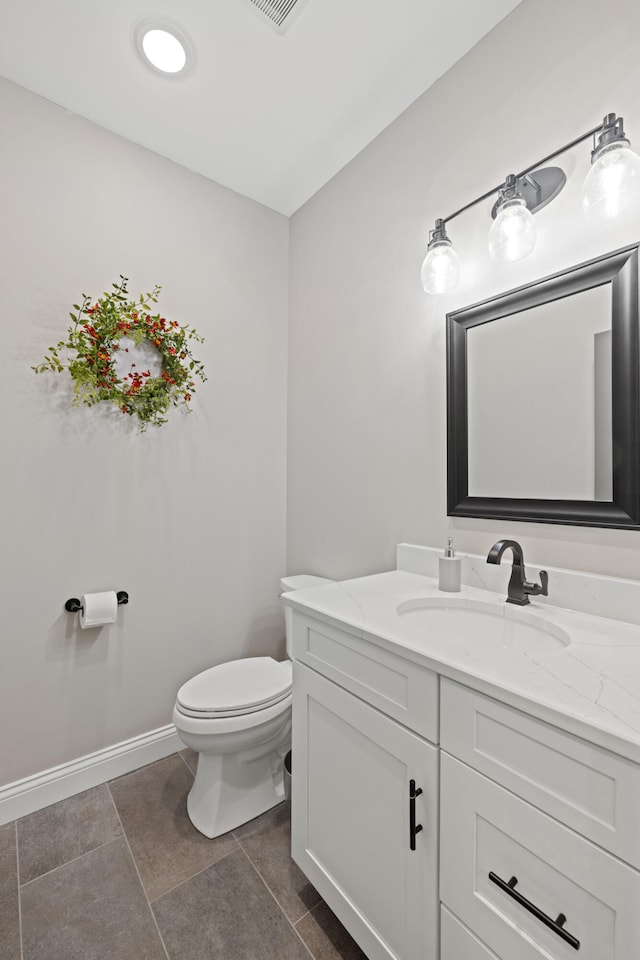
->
(447, 243, 640, 528)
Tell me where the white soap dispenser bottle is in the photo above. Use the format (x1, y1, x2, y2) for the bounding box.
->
(439, 537, 461, 592)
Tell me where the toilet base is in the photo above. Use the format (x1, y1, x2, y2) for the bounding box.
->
(187, 746, 287, 838)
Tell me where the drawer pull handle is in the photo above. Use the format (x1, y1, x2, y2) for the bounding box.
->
(488, 872, 580, 951)
(409, 779, 423, 851)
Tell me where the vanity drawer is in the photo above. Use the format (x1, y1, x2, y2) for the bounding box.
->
(291, 612, 438, 742)
(440, 753, 640, 960)
(440, 908, 500, 960)
(441, 679, 640, 868)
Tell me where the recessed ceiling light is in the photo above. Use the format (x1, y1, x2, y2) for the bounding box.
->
(134, 21, 192, 77)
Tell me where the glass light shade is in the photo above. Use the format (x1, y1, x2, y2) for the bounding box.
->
(141, 28, 187, 73)
(421, 240, 460, 295)
(488, 197, 536, 263)
(582, 141, 640, 221)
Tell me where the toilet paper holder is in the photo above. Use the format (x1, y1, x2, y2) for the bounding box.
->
(65, 591, 129, 613)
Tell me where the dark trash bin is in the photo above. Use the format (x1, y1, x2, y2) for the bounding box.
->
(284, 750, 292, 804)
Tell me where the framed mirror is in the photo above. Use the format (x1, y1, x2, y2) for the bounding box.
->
(447, 243, 640, 528)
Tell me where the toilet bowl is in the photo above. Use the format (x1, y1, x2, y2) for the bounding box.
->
(172, 574, 333, 838)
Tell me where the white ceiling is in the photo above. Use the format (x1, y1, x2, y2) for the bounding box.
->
(0, 0, 523, 215)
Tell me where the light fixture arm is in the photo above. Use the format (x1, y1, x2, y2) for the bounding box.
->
(439, 118, 608, 227)
(498, 173, 520, 202)
(428, 217, 450, 244)
(591, 113, 628, 157)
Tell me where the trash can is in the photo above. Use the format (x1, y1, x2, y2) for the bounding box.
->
(284, 750, 292, 805)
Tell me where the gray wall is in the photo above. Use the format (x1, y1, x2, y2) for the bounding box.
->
(0, 79, 289, 786)
(287, 0, 640, 582)
(5, 0, 640, 789)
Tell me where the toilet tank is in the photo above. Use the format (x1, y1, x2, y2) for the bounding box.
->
(280, 575, 335, 658)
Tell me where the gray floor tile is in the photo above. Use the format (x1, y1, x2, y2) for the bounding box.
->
(109, 753, 237, 901)
(17, 784, 123, 884)
(21, 837, 167, 960)
(153, 847, 310, 960)
(234, 801, 321, 922)
(0, 823, 21, 960)
(296, 901, 368, 960)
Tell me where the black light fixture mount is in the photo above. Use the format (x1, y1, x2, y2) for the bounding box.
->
(489, 168, 566, 219)
(592, 113, 630, 158)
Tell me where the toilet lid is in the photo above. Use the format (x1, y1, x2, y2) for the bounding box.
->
(176, 657, 292, 717)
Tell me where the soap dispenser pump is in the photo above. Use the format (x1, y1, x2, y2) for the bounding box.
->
(439, 537, 462, 592)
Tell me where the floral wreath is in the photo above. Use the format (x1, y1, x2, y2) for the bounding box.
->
(33, 276, 206, 428)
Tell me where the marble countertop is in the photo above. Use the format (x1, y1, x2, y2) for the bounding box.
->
(283, 570, 640, 764)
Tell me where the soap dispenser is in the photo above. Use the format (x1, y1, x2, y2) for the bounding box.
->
(439, 538, 462, 592)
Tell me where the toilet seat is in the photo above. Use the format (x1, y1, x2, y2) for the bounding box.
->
(176, 657, 292, 719)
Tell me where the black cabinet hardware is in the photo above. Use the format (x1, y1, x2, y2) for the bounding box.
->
(409, 779, 423, 851)
(488, 872, 580, 950)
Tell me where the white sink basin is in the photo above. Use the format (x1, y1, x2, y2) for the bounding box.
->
(396, 596, 570, 651)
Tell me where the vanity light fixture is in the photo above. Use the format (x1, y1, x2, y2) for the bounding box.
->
(135, 21, 192, 76)
(422, 113, 640, 293)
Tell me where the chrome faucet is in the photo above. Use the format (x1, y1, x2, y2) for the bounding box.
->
(486, 539, 548, 606)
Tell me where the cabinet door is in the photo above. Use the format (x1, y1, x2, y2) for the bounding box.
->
(292, 662, 438, 960)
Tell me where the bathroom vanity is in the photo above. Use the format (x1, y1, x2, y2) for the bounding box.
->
(283, 545, 640, 960)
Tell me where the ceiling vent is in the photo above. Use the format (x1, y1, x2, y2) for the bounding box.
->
(241, 0, 311, 33)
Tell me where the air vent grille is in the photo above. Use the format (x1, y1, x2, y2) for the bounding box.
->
(244, 0, 310, 31)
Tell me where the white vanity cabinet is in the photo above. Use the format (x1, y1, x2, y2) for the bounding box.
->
(290, 612, 440, 960)
(288, 601, 640, 960)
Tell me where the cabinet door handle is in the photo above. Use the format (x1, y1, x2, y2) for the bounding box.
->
(488, 872, 580, 951)
(409, 779, 423, 851)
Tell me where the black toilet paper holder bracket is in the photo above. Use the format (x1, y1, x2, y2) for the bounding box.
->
(64, 592, 129, 613)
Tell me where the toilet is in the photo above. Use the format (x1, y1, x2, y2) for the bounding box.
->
(172, 574, 333, 838)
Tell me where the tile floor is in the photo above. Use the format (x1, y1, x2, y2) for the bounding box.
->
(1, 750, 368, 960)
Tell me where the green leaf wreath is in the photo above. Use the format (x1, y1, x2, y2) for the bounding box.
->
(33, 276, 206, 428)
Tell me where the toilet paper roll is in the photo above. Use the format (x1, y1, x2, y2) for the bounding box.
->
(79, 591, 118, 629)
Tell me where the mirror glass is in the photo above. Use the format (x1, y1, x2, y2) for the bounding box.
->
(466, 284, 612, 501)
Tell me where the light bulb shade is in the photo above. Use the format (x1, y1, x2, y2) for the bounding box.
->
(488, 197, 536, 263)
(421, 239, 460, 294)
(582, 141, 640, 221)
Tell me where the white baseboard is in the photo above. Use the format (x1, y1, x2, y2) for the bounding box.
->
(0, 724, 182, 825)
